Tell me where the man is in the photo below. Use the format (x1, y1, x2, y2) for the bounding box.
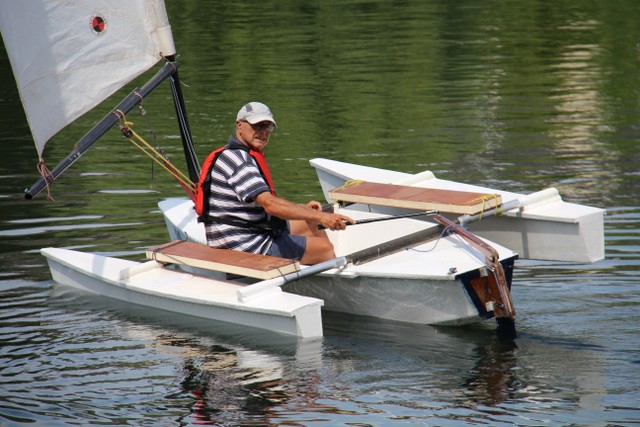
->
(204, 101, 354, 265)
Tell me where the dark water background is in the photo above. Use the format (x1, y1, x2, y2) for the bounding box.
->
(1, 0, 639, 425)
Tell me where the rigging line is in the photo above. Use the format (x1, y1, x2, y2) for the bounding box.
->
(132, 91, 144, 104)
(150, 240, 185, 266)
(134, 91, 162, 186)
(476, 193, 501, 221)
(127, 134, 195, 191)
(163, 55, 178, 72)
(275, 259, 302, 282)
(36, 159, 55, 201)
(330, 179, 365, 204)
(133, 90, 159, 147)
(124, 114, 193, 186)
(405, 225, 450, 253)
(115, 112, 195, 189)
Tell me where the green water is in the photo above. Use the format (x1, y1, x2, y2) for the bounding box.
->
(0, 0, 638, 425)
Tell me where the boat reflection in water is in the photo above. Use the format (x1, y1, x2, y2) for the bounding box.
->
(44, 281, 606, 425)
(167, 316, 606, 425)
(318, 313, 605, 419)
(49, 282, 322, 422)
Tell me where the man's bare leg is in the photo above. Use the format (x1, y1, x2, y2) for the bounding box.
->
(290, 219, 336, 264)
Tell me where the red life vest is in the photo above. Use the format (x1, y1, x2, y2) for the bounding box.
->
(194, 143, 276, 224)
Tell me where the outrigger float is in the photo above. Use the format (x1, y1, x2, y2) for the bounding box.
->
(2, 1, 604, 339)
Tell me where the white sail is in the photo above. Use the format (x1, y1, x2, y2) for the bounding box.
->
(0, 0, 176, 158)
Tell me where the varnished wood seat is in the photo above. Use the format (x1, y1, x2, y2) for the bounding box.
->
(146, 241, 300, 280)
(331, 181, 502, 215)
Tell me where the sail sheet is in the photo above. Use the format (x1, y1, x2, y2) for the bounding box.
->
(0, 0, 176, 158)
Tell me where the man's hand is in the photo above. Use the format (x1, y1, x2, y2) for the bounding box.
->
(318, 211, 355, 231)
(306, 200, 354, 230)
(256, 192, 354, 230)
(306, 200, 324, 211)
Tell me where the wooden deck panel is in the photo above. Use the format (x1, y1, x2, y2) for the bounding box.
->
(331, 181, 502, 215)
(146, 241, 300, 280)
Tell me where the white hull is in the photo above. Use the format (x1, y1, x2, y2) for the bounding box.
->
(41, 247, 323, 338)
(284, 274, 480, 326)
(159, 197, 518, 327)
(311, 158, 605, 262)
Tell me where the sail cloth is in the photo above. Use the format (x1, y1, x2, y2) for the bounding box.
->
(0, 0, 176, 159)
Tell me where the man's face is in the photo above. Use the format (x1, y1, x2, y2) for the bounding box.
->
(236, 120, 275, 152)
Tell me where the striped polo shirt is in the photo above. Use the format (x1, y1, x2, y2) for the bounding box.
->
(204, 137, 274, 254)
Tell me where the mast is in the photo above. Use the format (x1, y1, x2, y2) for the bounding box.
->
(165, 55, 200, 183)
(24, 62, 179, 200)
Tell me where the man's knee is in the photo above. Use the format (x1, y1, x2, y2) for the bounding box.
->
(301, 236, 335, 264)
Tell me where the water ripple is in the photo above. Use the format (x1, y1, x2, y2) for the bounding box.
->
(0, 222, 143, 237)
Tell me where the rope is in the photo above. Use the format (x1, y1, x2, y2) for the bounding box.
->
(113, 110, 195, 192)
(476, 194, 501, 221)
(330, 179, 365, 202)
(275, 259, 301, 282)
(36, 158, 55, 201)
(148, 239, 192, 266)
(405, 225, 450, 254)
(134, 96, 159, 186)
(407, 224, 485, 267)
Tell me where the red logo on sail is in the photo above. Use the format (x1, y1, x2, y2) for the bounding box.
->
(91, 15, 106, 35)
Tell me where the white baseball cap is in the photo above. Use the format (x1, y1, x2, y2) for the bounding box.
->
(236, 102, 276, 126)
